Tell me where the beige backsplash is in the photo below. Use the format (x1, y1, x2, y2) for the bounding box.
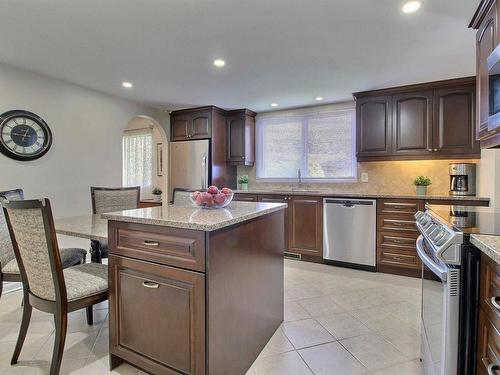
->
(237, 159, 480, 195)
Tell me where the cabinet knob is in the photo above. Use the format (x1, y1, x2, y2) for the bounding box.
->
(428, 149, 432, 152)
(433, 148, 438, 152)
(241, 156, 245, 160)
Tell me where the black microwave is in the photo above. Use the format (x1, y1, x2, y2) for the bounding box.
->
(487, 43, 500, 131)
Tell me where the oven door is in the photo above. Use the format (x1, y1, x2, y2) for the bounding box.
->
(417, 236, 460, 375)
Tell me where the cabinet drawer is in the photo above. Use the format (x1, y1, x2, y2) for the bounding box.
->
(109, 221, 206, 272)
(233, 193, 258, 202)
(477, 307, 500, 375)
(377, 231, 417, 250)
(481, 254, 500, 325)
(377, 199, 423, 215)
(377, 215, 418, 232)
(109, 255, 205, 375)
(377, 248, 419, 269)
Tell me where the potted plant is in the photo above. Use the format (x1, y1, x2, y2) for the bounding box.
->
(413, 176, 431, 196)
(152, 187, 162, 202)
(238, 175, 249, 191)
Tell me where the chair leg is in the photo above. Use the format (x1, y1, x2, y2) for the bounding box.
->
(49, 312, 67, 375)
(86, 306, 93, 325)
(11, 290, 32, 364)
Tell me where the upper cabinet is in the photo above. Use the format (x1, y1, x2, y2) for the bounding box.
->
(226, 109, 256, 166)
(354, 77, 480, 161)
(470, 0, 500, 148)
(356, 96, 392, 158)
(170, 107, 213, 141)
(170, 106, 256, 166)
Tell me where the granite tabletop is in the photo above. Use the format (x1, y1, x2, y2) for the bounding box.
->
(470, 234, 500, 265)
(54, 214, 107, 241)
(234, 189, 490, 201)
(102, 201, 287, 231)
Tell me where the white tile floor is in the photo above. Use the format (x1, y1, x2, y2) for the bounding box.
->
(0, 260, 424, 375)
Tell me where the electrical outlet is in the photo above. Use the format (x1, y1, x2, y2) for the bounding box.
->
(361, 172, 369, 183)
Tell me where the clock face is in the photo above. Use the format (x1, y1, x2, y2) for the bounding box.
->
(0, 110, 52, 161)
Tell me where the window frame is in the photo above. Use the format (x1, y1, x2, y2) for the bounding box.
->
(256, 105, 357, 183)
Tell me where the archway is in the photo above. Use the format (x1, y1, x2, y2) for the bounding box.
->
(123, 115, 168, 202)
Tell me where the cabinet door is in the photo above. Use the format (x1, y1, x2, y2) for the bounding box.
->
(392, 91, 433, 156)
(356, 96, 392, 159)
(190, 111, 211, 139)
(258, 194, 289, 249)
(288, 196, 323, 258)
(171, 115, 190, 141)
(109, 255, 205, 375)
(433, 85, 479, 156)
(476, 3, 497, 139)
(227, 114, 246, 163)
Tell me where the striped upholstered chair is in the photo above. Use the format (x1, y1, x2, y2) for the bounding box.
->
(89, 186, 140, 262)
(1, 198, 108, 375)
(0, 189, 87, 300)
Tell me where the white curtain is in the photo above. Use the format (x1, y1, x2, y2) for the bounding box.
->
(122, 128, 153, 193)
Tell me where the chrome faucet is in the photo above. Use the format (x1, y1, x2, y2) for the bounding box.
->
(297, 168, 302, 189)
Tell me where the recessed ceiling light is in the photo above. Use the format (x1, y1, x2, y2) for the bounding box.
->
(271, 103, 278, 107)
(122, 82, 133, 88)
(315, 96, 324, 101)
(213, 59, 226, 67)
(402, 1, 421, 13)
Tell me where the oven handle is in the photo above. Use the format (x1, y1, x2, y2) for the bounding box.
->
(416, 235, 447, 281)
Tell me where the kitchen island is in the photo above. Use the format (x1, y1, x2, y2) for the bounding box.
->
(101, 202, 287, 375)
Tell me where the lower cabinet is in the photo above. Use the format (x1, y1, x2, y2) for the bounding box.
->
(233, 193, 258, 202)
(477, 253, 500, 375)
(288, 196, 323, 259)
(109, 255, 206, 375)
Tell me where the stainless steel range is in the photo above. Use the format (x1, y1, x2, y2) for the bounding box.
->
(415, 209, 464, 375)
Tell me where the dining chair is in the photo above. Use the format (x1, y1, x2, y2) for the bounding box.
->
(89, 186, 140, 262)
(0, 189, 87, 300)
(1, 198, 108, 375)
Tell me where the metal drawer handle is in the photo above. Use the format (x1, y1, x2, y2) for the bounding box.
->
(392, 239, 406, 244)
(391, 222, 406, 226)
(491, 296, 500, 311)
(142, 281, 160, 289)
(142, 240, 160, 246)
(487, 363, 500, 375)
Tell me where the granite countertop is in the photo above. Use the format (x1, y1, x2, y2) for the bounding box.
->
(54, 214, 108, 241)
(102, 201, 287, 231)
(234, 189, 490, 201)
(471, 235, 500, 265)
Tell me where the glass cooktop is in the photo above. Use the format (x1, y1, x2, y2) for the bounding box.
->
(427, 204, 500, 236)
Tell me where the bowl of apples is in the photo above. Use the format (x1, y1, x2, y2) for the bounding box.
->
(190, 186, 234, 209)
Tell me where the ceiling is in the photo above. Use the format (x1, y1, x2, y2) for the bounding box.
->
(0, 0, 479, 112)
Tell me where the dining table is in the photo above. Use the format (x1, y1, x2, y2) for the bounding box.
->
(54, 214, 108, 262)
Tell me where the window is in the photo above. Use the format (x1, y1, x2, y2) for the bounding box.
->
(122, 128, 153, 191)
(256, 105, 356, 181)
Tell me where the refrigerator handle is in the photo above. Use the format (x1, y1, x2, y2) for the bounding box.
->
(201, 155, 207, 189)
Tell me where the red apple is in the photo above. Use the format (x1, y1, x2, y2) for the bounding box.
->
(192, 191, 201, 199)
(195, 194, 204, 206)
(207, 185, 219, 195)
(200, 192, 213, 204)
(214, 192, 227, 205)
(221, 187, 233, 196)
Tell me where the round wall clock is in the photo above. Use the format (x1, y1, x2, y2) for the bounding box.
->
(0, 110, 52, 161)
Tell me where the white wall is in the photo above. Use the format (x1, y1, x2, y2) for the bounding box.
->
(478, 148, 500, 209)
(0, 63, 167, 218)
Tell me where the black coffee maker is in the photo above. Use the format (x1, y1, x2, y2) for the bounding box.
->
(449, 163, 476, 196)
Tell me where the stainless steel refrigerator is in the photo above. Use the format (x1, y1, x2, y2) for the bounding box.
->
(169, 140, 209, 202)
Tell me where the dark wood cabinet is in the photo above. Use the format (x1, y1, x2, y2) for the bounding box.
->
(392, 91, 433, 156)
(354, 77, 480, 161)
(470, 0, 500, 148)
(356, 96, 392, 158)
(226, 109, 256, 166)
(476, 252, 500, 374)
(433, 85, 479, 156)
(109, 255, 205, 375)
(288, 196, 323, 258)
(258, 194, 289, 250)
(170, 108, 212, 141)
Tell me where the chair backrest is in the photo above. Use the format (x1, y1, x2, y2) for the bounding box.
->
(91, 186, 140, 214)
(172, 188, 196, 206)
(1, 198, 66, 302)
(0, 189, 24, 270)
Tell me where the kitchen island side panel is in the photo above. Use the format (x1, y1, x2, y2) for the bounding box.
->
(207, 210, 285, 375)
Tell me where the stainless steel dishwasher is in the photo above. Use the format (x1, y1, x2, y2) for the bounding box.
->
(323, 198, 377, 271)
